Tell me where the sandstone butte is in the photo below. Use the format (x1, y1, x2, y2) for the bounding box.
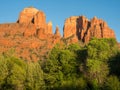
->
(0, 7, 116, 61)
(63, 16, 115, 43)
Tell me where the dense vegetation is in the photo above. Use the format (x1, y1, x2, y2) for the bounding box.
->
(0, 38, 120, 90)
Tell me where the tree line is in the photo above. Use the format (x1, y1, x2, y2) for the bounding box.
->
(0, 38, 120, 90)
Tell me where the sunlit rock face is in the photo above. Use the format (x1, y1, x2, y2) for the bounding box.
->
(47, 21, 53, 34)
(0, 7, 61, 61)
(0, 7, 117, 61)
(34, 11, 46, 30)
(18, 7, 39, 24)
(63, 16, 116, 43)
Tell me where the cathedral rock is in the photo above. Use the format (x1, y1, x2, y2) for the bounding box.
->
(63, 16, 115, 43)
(0, 7, 116, 61)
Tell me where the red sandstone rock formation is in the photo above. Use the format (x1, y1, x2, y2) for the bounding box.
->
(34, 11, 46, 29)
(55, 26, 61, 37)
(47, 21, 53, 34)
(63, 16, 116, 43)
(63, 16, 78, 38)
(18, 7, 39, 24)
(0, 7, 117, 61)
(0, 7, 61, 61)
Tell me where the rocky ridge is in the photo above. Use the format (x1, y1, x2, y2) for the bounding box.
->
(0, 7, 116, 61)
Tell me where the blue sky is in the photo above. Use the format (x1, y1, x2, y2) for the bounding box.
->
(0, 0, 120, 42)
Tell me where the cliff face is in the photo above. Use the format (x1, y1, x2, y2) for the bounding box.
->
(0, 7, 61, 61)
(0, 7, 116, 61)
(63, 16, 115, 43)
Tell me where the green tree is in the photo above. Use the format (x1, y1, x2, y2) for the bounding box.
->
(109, 51, 120, 77)
(43, 44, 82, 89)
(0, 55, 26, 90)
(86, 59, 109, 89)
(82, 38, 117, 89)
(25, 62, 45, 90)
(0, 52, 45, 90)
(104, 76, 120, 90)
(0, 55, 8, 89)
(67, 43, 81, 52)
(86, 38, 111, 61)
